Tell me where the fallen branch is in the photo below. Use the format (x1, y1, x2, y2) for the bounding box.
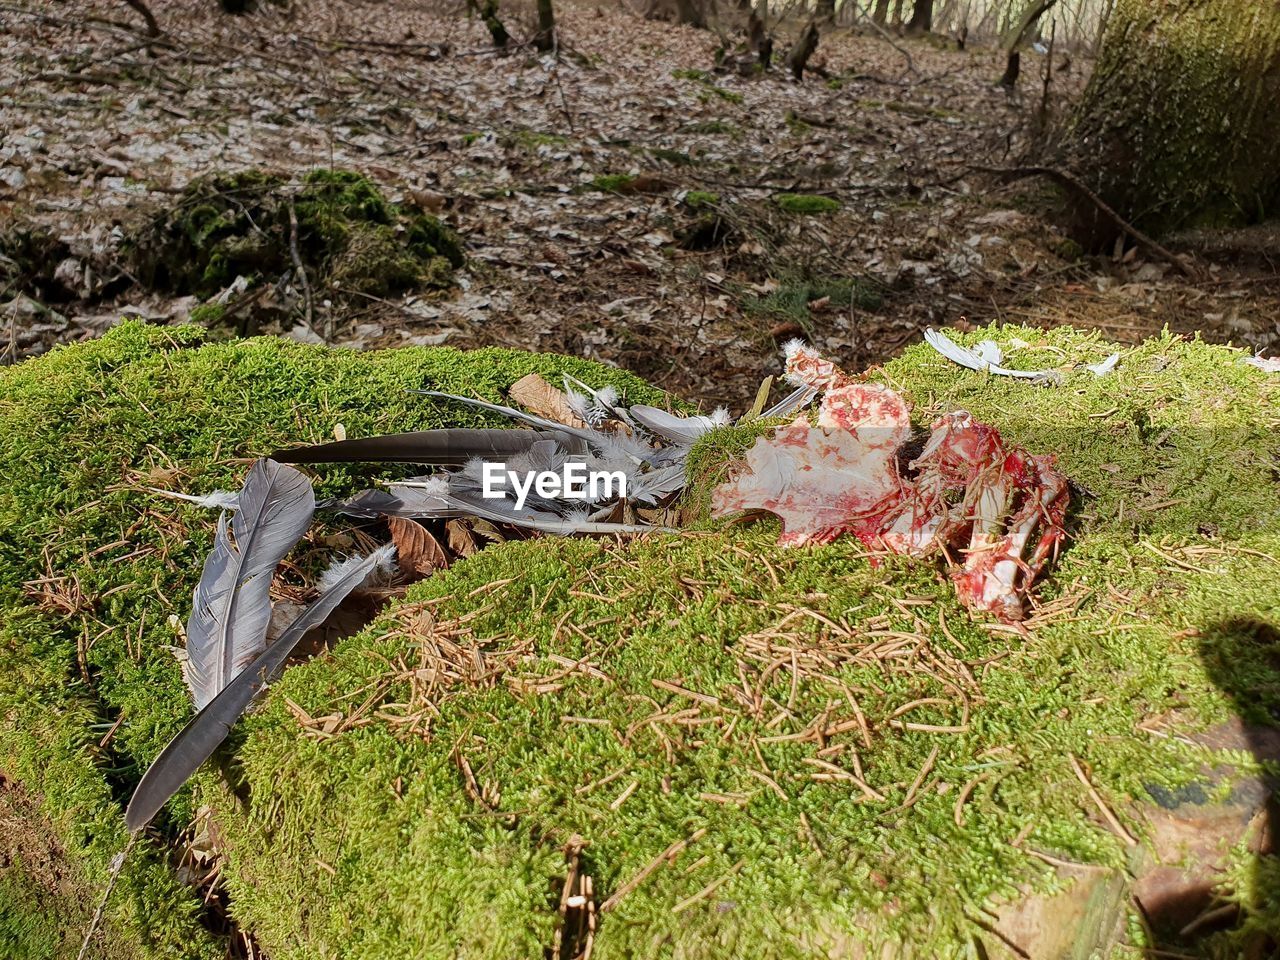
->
(286, 196, 318, 338)
(121, 0, 159, 37)
(969, 164, 1201, 280)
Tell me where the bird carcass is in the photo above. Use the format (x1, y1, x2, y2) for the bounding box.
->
(712, 343, 1068, 621)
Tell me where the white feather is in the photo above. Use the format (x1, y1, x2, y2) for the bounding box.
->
(394, 474, 450, 495)
(1084, 353, 1121, 376)
(149, 487, 241, 510)
(925, 328, 1052, 381)
(316, 543, 397, 594)
(1244, 354, 1280, 373)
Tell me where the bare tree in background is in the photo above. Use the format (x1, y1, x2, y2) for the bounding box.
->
(468, 0, 510, 47)
(787, 18, 819, 79)
(905, 0, 933, 34)
(674, 0, 706, 27)
(998, 1, 1055, 86)
(533, 0, 555, 51)
(747, 8, 773, 67)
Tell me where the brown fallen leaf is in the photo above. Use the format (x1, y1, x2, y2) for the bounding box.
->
(469, 519, 508, 544)
(508, 373, 590, 430)
(446, 518, 478, 558)
(386, 515, 449, 579)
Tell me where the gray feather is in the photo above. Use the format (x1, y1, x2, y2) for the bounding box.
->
(185, 459, 314, 710)
(758, 385, 817, 420)
(125, 545, 396, 833)
(629, 405, 720, 445)
(627, 463, 688, 504)
(271, 428, 580, 466)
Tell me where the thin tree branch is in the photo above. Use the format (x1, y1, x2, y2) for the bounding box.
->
(121, 0, 160, 37)
(969, 164, 1202, 280)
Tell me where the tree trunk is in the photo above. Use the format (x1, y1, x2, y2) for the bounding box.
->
(816, 0, 835, 20)
(533, 0, 555, 51)
(674, 0, 706, 28)
(468, 0, 509, 47)
(748, 9, 773, 68)
(998, 50, 1019, 88)
(890, 0, 905, 27)
(1071, 0, 1280, 243)
(872, 0, 889, 25)
(787, 19, 819, 80)
(1000, 0, 1055, 52)
(905, 0, 932, 35)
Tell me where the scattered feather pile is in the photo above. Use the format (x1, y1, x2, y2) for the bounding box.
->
(272, 371, 813, 533)
(129, 371, 811, 829)
(712, 342, 1069, 622)
(925, 327, 1120, 382)
(133, 332, 1076, 829)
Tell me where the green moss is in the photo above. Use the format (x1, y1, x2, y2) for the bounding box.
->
(671, 68, 710, 82)
(774, 193, 841, 215)
(187, 301, 227, 327)
(739, 276, 884, 335)
(1052, 236, 1085, 260)
(3, 324, 1279, 956)
(682, 190, 720, 210)
(708, 86, 743, 105)
(590, 174, 639, 193)
(784, 110, 811, 135)
(208, 324, 1280, 955)
(1072, 0, 1280, 236)
(649, 147, 695, 166)
(509, 128, 570, 151)
(127, 169, 462, 301)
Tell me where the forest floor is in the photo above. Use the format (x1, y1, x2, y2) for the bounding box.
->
(2, 0, 1279, 409)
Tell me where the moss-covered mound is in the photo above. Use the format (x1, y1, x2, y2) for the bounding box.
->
(2, 323, 1279, 958)
(0, 323, 661, 958)
(128, 169, 463, 300)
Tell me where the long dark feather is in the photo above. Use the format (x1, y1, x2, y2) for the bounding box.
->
(272, 428, 579, 466)
(412, 390, 606, 448)
(185, 459, 314, 709)
(125, 544, 396, 833)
